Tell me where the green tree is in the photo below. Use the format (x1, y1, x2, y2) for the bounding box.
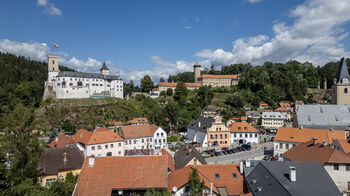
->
(61, 120, 76, 135)
(141, 75, 154, 92)
(225, 94, 246, 108)
(163, 101, 179, 133)
(145, 189, 171, 196)
(189, 168, 205, 196)
(173, 82, 188, 105)
(159, 77, 165, 82)
(166, 88, 173, 96)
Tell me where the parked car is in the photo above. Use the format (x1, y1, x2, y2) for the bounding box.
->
(226, 150, 232, 154)
(214, 151, 222, 156)
(222, 151, 228, 155)
(270, 156, 278, 161)
(263, 155, 270, 161)
(229, 148, 236, 153)
(242, 144, 251, 150)
(221, 147, 229, 151)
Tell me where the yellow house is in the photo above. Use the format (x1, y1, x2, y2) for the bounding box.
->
(38, 145, 84, 186)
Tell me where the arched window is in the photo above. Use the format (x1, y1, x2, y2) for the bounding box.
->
(106, 152, 112, 156)
(345, 88, 348, 94)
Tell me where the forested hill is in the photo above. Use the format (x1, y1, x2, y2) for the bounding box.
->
(0, 52, 74, 113)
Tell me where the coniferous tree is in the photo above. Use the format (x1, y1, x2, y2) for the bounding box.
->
(189, 168, 205, 196)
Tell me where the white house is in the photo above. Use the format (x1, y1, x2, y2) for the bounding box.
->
(82, 128, 124, 157)
(44, 55, 123, 100)
(230, 122, 260, 144)
(261, 112, 286, 130)
(186, 117, 215, 147)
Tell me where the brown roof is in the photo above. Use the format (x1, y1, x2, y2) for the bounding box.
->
(49, 133, 77, 148)
(274, 107, 289, 112)
(198, 74, 238, 79)
(73, 129, 93, 145)
(39, 145, 84, 176)
(121, 124, 158, 139)
(74, 156, 168, 195)
(168, 164, 246, 195)
(230, 122, 259, 133)
(126, 117, 148, 125)
(274, 127, 346, 143)
(283, 141, 350, 165)
(86, 128, 123, 145)
(240, 116, 247, 121)
(157, 82, 201, 88)
(105, 121, 123, 126)
(336, 139, 350, 154)
(279, 102, 291, 108)
(158, 148, 175, 171)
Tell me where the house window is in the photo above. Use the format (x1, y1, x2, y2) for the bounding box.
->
(124, 141, 127, 145)
(118, 143, 121, 147)
(255, 133, 258, 137)
(232, 173, 237, 178)
(240, 134, 242, 137)
(234, 133, 236, 138)
(279, 143, 283, 149)
(220, 134, 222, 139)
(185, 186, 190, 192)
(225, 134, 227, 139)
(215, 173, 220, 179)
(129, 140, 131, 144)
(286, 144, 289, 149)
(134, 140, 137, 144)
(118, 151, 121, 155)
(91, 146, 95, 150)
(346, 164, 350, 171)
(142, 139, 144, 143)
(161, 133, 163, 136)
(345, 88, 348, 93)
(157, 133, 159, 137)
(155, 140, 157, 144)
(98, 145, 102, 150)
(110, 144, 113, 148)
(105, 145, 108, 149)
(163, 139, 165, 143)
(334, 164, 339, 170)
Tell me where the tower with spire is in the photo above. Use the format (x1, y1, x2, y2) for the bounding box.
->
(100, 62, 110, 75)
(332, 57, 350, 104)
(193, 60, 201, 83)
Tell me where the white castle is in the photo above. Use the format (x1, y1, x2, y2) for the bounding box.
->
(43, 55, 123, 99)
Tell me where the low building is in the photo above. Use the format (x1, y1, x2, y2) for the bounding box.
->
(245, 111, 260, 123)
(156, 82, 201, 93)
(261, 112, 285, 130)
(126, 117, 148, 125)
(198, 74, 239, 87)
(38, 146, 84, 186)
(49, 133, 77, 148)
(73, 155, 168, 195)
(84, 128, 124, 157)
(206, 115, 230, 147)
(274, 107, 291, 121)
(332, 139, 350, 156)
(157, 148, 175, 172)
(168, 164, 249, 196)
(283, 140, 350, 193)
(174, 144, 206, 170)
(245, 161, 341, 196)
(105, 121, 123, 130)
(230, 122, 260, 144)
(295, 104, 350, 130)
(186, 117, 215, 147)
(273, 127, 346, 156)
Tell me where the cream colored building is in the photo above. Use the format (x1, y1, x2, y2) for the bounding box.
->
(198, 74, 239, 87)
(207, 115, 230, 146)
(156, 82, 201, 93)
(262, 112, 285, 130)
(332, 57, 350, 104)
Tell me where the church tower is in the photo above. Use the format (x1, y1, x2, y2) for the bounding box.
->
(332, 57, 350, 104)
(47, 55, 59, 84)
(193, 61, 201, 83)
(100, 62, 110, 75)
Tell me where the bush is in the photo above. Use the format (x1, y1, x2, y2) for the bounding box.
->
(167, 135, 179, 142)
(135, 94, 145, 101)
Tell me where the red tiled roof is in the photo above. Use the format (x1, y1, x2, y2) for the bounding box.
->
(73, 129, 93, 145)
(230, 122, 259, 133)
(157, 82, 201, 88)
(279, 102, 291, 108)
(86, 128, 123, 145)
(126, 117, 148, 125)
(274, 127, 345, 144)
(159, 148, 175, 171)
(240, 116, 247, 121)
(283, 141, 350, 165)
(74, 156, 168, 195)
(185, 82, 201, 87)
(121, 124, 158, 139)
(337, 139, 350, 154)
(274, 107, 289, 112)
(198, 74, 238, 79)
(49, 134, 77, 148)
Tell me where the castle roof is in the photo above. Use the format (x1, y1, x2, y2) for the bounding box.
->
(57, 71, 120, 80)
(334, 57, 350, 85)
(198, 74, 238, 79)
(100, 62, 109, 71)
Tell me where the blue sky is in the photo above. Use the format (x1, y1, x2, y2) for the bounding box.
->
(1, 0, 350, 83)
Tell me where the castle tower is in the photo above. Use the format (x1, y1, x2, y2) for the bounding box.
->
(332, 57, 350, 104)
(193, 61, 201, 83)
(100, 62, 109, 75)
(47, 55, 59, 84)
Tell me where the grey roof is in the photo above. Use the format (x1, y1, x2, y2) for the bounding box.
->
(187, 116, 215, 132)
(262, 112, 283, 119)
(100, 62, 109, 71)
(174, 144, 206, 170)
(245, 161, 341, 196)
(296, 104, 350, 130)
(246, 111, 260, 117)
(335, 57, 350, 85)
(57, 71, 121, 80)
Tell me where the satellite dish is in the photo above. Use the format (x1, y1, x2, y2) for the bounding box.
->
(172, 186, 177, 192)
(118, 190, 123, 195)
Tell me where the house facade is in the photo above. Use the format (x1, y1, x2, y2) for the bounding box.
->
(186, 117, 215, 147)
(156, 82, 201, 93)
(332, 57, 350, 105)
(197, 74, 239, 87)
(206, 116, 230, 146)
(261, 112, 285, 130)
(230, 122, 260, 144)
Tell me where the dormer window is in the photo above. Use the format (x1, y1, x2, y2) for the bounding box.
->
(215, 173, 220, 179)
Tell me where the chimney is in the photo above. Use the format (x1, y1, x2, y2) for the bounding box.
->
(245, 160, 251, 168)
(289, 166, 296, 182)
(322, 142, 327, 147)
(55, 137, 58, 142)
(330, 127, 334, 132)
(63, 152, 67, 165)
(300, 126, 303, 131)
(198, 121, 201, 128)
(240, 161, 244, 174)
(312, 138, 318, 146)
(193, 158, 197, 168)
(80, 132, 83, 138)
(88, 155, 95, 167)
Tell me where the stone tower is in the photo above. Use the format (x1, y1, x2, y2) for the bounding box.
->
(100, 62, 109, 75)
(47, 55, 59, 84)
(332, 57, 350, 104)
(193, 61, 201, 83)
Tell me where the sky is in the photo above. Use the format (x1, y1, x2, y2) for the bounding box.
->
(0, 0, 350, 83)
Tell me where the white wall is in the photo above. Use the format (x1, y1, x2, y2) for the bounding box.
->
(187, 128, 208, 147)
(124, 137, 153, 151)
(273, 141, 299, 156)
(324, 163, 350, 193)
(153, 127, 167, 150)
(230, 132, 260, 144)
(85, 141, 124, 157)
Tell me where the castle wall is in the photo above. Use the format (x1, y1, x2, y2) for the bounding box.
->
(333, 85, 350, 104)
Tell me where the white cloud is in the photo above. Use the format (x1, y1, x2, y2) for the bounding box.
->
(0, 39, 49, 61)
(246, 0, 261, 4)
(184, 25, 192, 30)
(196, 0, 350, 66)
(37, 0, 61, 16)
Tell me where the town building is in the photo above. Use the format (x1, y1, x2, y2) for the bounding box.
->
(283, 140, 350, 193)
(38, 145, 84, 186)
(120, 124, 167, 154)
(174, 144, 206, 170)
(261, 112, 285, 130)
(105, 121, 123, 130)
(332, 57, 350, 104)
(206, 115, 230, 146)
(186, 117, 215, 147)
(230, 122, 260, 144)
(245, 111, 261, 123)
(197, 74, 239, 87)
(294, 104, 350, 130)
(73, 156, 168, 195)
(273, 127, 346, 156)
(245, 161, 341, 196)
(157, 148, 175, 172)
(44, 55, 123, 100)
(168, 164, 249, 196)
(49, 133, 78, 148)
(156, 82, 201, 93)
(126, 117, 148, 125)
(332, 139, 350, 156)
(274, 107, 291, 121)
